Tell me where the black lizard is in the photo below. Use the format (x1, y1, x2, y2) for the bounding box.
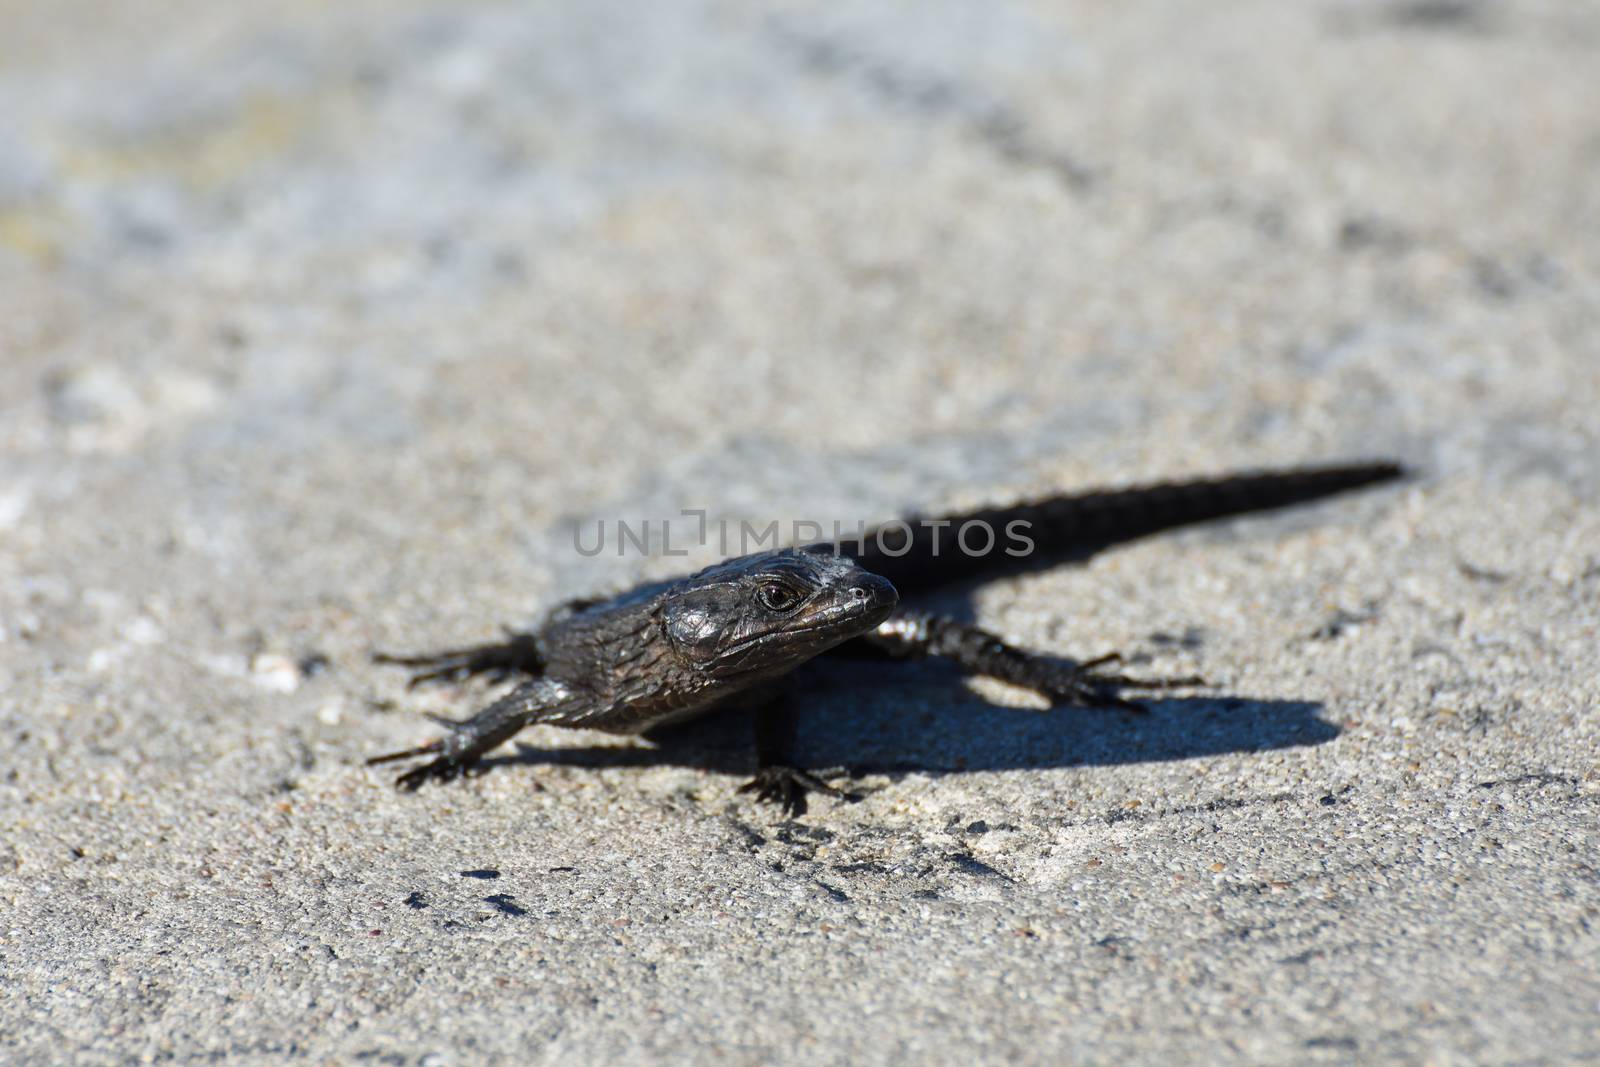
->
(368, 462, 1403, 813)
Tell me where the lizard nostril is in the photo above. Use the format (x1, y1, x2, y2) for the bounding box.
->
(848, 586, 869, 602)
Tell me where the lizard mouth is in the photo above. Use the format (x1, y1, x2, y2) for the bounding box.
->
(717, 577, 898, 664)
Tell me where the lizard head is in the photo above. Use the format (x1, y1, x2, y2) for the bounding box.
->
(662, 547, 898, 681)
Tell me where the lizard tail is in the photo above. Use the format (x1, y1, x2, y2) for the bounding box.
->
(849, 460, 1408, 594)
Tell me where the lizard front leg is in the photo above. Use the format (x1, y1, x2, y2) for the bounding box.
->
(736, 689, 859, 817)
(367, 677, 579, 789)
(859, 610, 1202, 710)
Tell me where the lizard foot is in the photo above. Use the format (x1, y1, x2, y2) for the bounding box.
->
(366, 740, 482, 790)
(373, 629, 542, 687)
(738, 766, 859, 818)
(1038, 653, 1206, 712)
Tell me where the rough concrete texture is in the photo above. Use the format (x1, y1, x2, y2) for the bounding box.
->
(3, 1, 1598, 1064)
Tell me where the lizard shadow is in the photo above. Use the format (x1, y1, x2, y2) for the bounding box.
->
(481, 662, 1339, 781)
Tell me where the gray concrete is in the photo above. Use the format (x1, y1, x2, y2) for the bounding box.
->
(3, 1, 1598, 1063)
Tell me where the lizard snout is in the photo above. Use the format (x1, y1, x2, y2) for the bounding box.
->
(845, 574, 898, 615)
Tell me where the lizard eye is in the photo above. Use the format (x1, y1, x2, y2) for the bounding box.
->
(757, 582, 801, 612)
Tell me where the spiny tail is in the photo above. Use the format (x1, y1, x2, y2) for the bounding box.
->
(844, 461, 1407, 595)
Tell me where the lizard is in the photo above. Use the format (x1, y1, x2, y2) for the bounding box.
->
(367, 461, 1404, 814)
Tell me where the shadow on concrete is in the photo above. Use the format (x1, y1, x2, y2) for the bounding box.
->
(478, 664, 1338, 783)
(436, 474, 1388, 789)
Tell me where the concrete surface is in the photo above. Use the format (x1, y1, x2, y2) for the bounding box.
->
(2, 1, 1598, 1063)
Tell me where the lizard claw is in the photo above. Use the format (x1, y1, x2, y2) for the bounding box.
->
(366, 739, 445, 766)
(738, 766, 859, 818)
(366, 738, 481, 790)
(1039, 655, 1206, 712)
(392, 755, 483, 791)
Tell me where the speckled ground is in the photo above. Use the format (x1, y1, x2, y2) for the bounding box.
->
(2, 1, 1598, 1064)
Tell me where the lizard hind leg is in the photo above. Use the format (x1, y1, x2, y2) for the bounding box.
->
(373, 627, 544, 688)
